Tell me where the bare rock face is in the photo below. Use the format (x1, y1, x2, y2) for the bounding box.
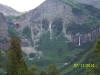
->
(16, 0, 100, 46)
(18, 0, 85, 39)
(23, 0, 75, 24)
(0, 13, 8, 49)
(0, 4, 21, 16)
(0, 13, 8, 39)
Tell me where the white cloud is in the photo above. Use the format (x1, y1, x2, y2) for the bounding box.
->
(0, 0, 45, 12)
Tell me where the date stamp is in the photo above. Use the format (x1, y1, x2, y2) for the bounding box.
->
(73, 64, 94, 68)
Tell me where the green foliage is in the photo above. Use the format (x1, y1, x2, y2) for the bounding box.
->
(29, 65, 38, 75)
(48, 64, 59, 75)
(22, 26, 33, 46)
(72, 7, 84, 16)
(60, 0, 100, 34)
(59, 41, 95, 75)
(6, 16, 21, 21)
(84, 4, 100, 18)
(5, 1, 100, 75)
(0, 49, 7, 75)
(88, 35, 100, 75)
(60, 0, 79, 8)
(67, 18, 100, 34)
(40, 71, 48, 75)
(52, 18, 63, 36)
(26, 32, 93, 73)
(37, 32, 68, 57)
(22, 26, 31, 39)
(67, 23, 92, 34)
(6, 13, 27, 21)
(6, 37, 29, 75)
(8, 26, 18, 37)
(42, 19, 49, 30)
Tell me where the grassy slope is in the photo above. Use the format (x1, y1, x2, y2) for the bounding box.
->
(24, 31, 95, 74)
(60, 47, 94, 75)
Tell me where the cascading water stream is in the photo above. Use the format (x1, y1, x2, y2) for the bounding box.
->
(49, 22, 53, 39)
(78, 35, 81, 46)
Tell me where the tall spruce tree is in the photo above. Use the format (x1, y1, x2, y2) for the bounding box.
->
(6, 37, 29, 75)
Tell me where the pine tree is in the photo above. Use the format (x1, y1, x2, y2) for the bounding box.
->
(48, 64, 59, 75)
(40, 71, 48, 75)
(6, 37, 29, 75)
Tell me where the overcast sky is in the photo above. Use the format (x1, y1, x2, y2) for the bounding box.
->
(0, 0, 45, 12)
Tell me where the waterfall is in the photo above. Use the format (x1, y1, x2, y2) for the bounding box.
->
(78, 35, 81, 46)
(49, 22, 52, 39)
(30, 24, 34, 47)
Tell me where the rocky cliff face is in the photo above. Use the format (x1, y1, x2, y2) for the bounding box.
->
(0, 13, 8, 38)
(6, 0, 100, 47)
(0, 13, 8, 49)
(18, 0, 86, 41)
(71, 27, 100, 46)
(0, 4, 21, 16)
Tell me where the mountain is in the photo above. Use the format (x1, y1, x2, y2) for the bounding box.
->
(18, 0, 100, 44)
(0, 0, 100, 75)
(15, 0, 100, 75)
(0, 4, 21, 16)
(15, 0, 100, 54)
(18, 0, 87, 39)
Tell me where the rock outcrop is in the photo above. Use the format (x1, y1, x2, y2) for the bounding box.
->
(0, 13, 8, 39)
(0, 13, 8, 49)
